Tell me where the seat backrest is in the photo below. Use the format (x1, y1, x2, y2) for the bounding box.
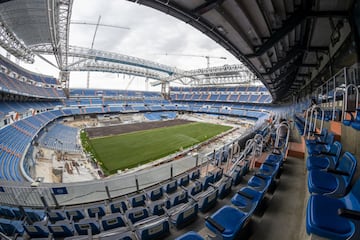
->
(131, 194, 146, 208)
(48, 221, 74, 238)
(341, 177, 360, 213)
(137, 217, 169, 240)
(127, 207, 149, 224)
(337, 152, 357, 185)
(203, 173, 214, 191)
(101, 213, 126, 231)
(329, 141, 343, 165)
(171, 190, 188, 207)
(87, 205, 105, 218)
(148, 187, 163, 201)
(214, 168, 223, 182)
(164, 180, 178, 194)
(190, 169, 200, 180)
(110, 200, 127, 214)
(178, 174, 190, 187)
(190, 182, 203, 196)
(324, 132, 335, 144)
(65, 209, 85, 221)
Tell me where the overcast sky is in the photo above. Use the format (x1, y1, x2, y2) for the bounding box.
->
(13, 0, 241, 91)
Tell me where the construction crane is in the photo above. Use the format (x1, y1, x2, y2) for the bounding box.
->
(71, 16, 130, 88)
(163, 53, 227, 68)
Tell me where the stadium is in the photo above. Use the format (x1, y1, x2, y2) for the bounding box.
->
(0, 0, 359, 239)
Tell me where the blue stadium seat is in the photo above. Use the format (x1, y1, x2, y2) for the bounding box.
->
(196, 188, 219, 213)
(205, 205, 250, 240)
(231, 187, 264, 213)
(230, 165, 245, 186)
(147, 187, 163, 201)
(0, 206, 16, 219)
(136, 216, 170, 240)
(190, 169, 200, 181)
(0, 218, 24, 236)
(178, 174, 190, 187)
(47, 210, 66, 223)
(148, 199, 171, 216)
(164, 180, 178, 194)
(306, 178, 360, 239)
(307, 133, 335, 155)
(74, 218, 101, 235)
(308, 152, 357, 197)
(306, 141, 342, 171)
(175, 231, 205, 240)
(217, 177, 233, 199)
(189, 182, 203, 197)
(169, 202, 199, 228)
(101, 213, 127, 231)
(110, 200, 128, 214)
(130, 194, 146, 208)
(213, 168, 223, 182)
(87, 205, 106, 218)
(98, 230, 136, 240)
(23, 222, 49, 238)
(247, 174, 272, 194)
(199, 173, 214, 191)
(65, 209, 85, 221)
(170, 190, 188, 207)
(48, 220, 74, 238)
(126, 207, 150, 224)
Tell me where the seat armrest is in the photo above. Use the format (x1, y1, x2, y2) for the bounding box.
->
(254, 174, 267, 180)
(205, 216, 225, 233)
(326, 168, 349, 176)
(338, 208, 360, 221)
(262, 162, 275, 167)
(237, 190, 254, 200)
(319, 151, 337, 156)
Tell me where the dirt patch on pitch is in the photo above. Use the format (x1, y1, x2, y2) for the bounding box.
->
(85, 119, 193, 138)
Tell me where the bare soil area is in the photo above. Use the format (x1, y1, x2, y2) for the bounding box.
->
(85, 119, 193, 138)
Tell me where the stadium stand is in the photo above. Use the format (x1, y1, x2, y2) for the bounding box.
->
(0, 0, 358, 239)
(38, 123, 81, 153)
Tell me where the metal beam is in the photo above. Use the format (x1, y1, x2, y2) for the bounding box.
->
(47, 0, 73, 69)
(298, 63, 317, 67)
(248, 10, 308, 57)
(67, 60, 162, 80)
(193, 0, 225, 15)
(215, 6, 254, 49)
(265, 46, 303, 75)
(0, 21, 34, 63)
(308, 11, 350, 18)
(272, 57, 303, 86)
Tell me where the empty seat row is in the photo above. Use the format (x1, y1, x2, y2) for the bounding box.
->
(305, 128, 360, 239)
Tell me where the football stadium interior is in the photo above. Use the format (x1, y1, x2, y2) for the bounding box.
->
(0, 0, 359, 239)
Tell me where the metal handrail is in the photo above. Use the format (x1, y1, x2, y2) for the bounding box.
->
(343, 84, 359, 122)
(332, 88, 345, 121)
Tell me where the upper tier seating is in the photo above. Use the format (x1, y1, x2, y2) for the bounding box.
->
(0, 56, 58, 85)
(170, 86, 272, 104)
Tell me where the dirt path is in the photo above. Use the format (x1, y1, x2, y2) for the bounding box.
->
(85, 119, 193, 138)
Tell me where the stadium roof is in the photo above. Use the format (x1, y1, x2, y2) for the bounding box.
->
(0, 0, 51, 46)
(130, 0, 355, 102)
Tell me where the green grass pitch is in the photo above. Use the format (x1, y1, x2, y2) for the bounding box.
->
(86, 122, 231, 174)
